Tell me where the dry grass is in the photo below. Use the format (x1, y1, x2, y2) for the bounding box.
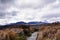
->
(37, 24, 60, 40)
(0, 28, 23, 40)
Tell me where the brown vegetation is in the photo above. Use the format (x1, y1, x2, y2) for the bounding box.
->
(0, 25, 38, 40)
(37, 23, 60, 40)
(0, 28, 24, 40)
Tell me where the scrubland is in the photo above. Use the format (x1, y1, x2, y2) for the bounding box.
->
(0, 25, 38, 40)
(37, 23, 60, 40)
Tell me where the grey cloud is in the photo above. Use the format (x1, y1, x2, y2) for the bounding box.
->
(7, 11, 17, 16)
(0, 0, 14, 4)
(26, 17, 34, 20)
(42, 13, 60, 19)
(0, 11, 17, 19)
(0, 0, 59, 24)
(44, 0, 56, 4)
(0, 12, 5, 16)
(52, 4, 60, 9)
(16, 0, 56, 9)
(0, 12, 6, 19)
(0, 0, 56, 10)
(0, 0, 17, 19)
(0, 0, 15, 10)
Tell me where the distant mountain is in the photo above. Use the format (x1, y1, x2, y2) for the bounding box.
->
(27, 22, 48, 25)
(15, 21, 26, 25)
(0, 21, 60, 29)
(0, 21, 49, 26)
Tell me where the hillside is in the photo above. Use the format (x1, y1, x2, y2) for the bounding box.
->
(0, 24, 39, 40)
(37, 22, 60, 40)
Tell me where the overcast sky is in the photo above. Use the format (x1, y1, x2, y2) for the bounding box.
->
(0, 0, 60, 25)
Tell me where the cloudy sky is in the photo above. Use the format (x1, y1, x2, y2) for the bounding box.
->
(0, 0, 60, 25)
